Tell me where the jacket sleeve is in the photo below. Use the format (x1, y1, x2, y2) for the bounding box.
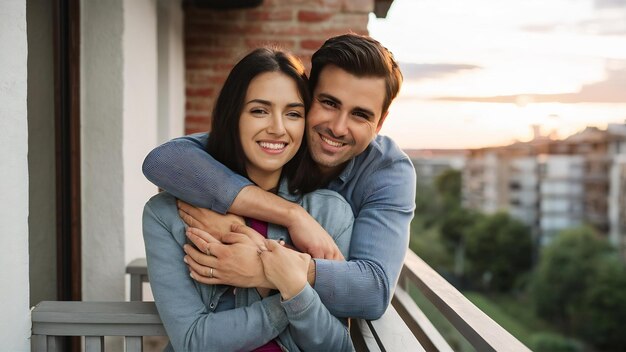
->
(282, 285, 354, 352)
(313, 158, 417, 320)
(142, 133, 252, 214)
(143, 196, 288, 351)
(282, 204, 355, 352)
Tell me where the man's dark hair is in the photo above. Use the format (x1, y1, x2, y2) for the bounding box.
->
(309, 33, 403, 118)
(207, 47, 319, 194)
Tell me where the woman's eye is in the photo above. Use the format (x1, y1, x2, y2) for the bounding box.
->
(287, 111, 303, 118)
(251, 108, 268, 115)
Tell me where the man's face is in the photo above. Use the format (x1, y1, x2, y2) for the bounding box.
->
(306, 65, 388, 175)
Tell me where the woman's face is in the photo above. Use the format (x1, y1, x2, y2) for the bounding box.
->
(239, 71, 305, 190)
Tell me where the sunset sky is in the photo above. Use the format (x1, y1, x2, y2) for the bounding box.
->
(369, 0, 626, 149)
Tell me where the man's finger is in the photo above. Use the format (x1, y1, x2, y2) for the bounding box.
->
(178, 208, 194, 227)
(187, 227, 221, 244)
(221, 232, 248, 245)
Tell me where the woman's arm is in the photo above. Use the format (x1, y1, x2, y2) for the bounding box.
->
(261, 223, 355, 351)
(143, 194, 288, 351)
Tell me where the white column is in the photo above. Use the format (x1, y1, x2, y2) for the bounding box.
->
(122, 0, 159, 293)
(157, 0, 185, 142)
(0, 0, 30, 350)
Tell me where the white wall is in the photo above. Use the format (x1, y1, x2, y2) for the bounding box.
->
(82, 0, 183, 302)
(0, 0, 31, 350)
(81, 0, 126, 301)
(122, 0, 159, 293)
(157, 0, 185, 143)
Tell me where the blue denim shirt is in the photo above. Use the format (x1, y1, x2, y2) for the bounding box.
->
(143, 180, 355, 351)
(143, 133, 416, 320)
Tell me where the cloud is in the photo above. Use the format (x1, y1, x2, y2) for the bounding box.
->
(399, 63, 481, 81)
(434, 63, 626, 104)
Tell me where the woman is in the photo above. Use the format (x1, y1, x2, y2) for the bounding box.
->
(142, 48, 355, 351)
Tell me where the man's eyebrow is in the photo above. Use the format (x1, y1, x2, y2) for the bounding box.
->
(317, 93, 342, 105)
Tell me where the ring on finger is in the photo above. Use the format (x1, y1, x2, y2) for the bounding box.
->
(209, 267, 214, 278)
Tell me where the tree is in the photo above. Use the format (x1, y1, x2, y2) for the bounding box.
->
(572, 255, 626, 351)
(530, 226, 614, 326)
(464, 212, 533, 291)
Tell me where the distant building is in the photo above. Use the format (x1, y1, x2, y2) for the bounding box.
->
(463, 124, 626, 253)
(404, 149, 466, 185)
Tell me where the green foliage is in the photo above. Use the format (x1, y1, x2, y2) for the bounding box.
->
(573, 256, 626, 351)
(531, 226, 614, 324)
(529, 333, 583, 352)
(464, 212, 533, 291)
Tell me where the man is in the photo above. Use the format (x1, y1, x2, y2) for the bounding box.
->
(143, 34, 416, 320)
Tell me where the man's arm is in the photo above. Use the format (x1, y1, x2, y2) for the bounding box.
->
(313, 160, 416, 320)
(143, 133, 342, 258)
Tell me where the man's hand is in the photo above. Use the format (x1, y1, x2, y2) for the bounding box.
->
(183, 227, 274, 289)
(287, 206, 344, 260)
(178, 200, 245, 240)
(260, 239, 311, 300)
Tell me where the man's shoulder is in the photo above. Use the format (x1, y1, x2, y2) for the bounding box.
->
(355, 135, 413, 172)
(144, 192, 178, 220)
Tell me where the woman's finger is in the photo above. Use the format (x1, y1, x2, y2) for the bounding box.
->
(184, 244, 221, 266)
(189, 267, 222, 285)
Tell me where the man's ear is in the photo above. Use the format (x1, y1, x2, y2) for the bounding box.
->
(376, 111, 389, 134)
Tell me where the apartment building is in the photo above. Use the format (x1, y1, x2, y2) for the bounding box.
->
(463, 124, 626, 250)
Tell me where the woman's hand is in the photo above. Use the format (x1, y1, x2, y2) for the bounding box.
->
(178, 200, 245, 240)
(184, 227, 273, 289)
(260, 240, 311, 300)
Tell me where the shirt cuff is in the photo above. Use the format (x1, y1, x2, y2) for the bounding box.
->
(260, 294, 289, 334)
(213, 175, 253, 214)
(281, 284, 316, 318)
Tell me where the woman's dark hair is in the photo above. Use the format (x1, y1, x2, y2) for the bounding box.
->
(310, 33, 403, 119)
(206, 48, 321, 194)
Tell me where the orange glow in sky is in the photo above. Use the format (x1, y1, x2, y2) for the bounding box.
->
(369, 0, 626, 149)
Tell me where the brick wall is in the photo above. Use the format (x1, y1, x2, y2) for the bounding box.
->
(184, 0, 375, 134)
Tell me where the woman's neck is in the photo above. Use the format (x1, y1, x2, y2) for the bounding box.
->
(246, 167, 280, 192)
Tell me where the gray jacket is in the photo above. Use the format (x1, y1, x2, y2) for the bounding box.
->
(143, 181, 355, 351)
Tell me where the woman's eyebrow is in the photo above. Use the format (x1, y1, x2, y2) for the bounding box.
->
(246, 99, 272, 106)
(287, 102, 305, 108)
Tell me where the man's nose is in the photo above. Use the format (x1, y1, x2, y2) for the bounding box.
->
(328, 113, 348, 137)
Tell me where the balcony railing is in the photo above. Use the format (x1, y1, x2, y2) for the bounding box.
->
(31, 250, 530, 352)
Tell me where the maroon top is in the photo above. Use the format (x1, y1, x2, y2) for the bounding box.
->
(247, 218, 282, 352)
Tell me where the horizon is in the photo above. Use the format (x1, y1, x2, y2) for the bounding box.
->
(369, 0, 626, 149)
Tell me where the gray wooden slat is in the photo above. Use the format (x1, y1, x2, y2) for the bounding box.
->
(32, 301, 162, 324)
(393, 287, 454, 352)
(126, 258, 148, 275)
(130, 274, 143, 301)
(402, 250, 531, 352)
(47, 335, 61, 352)
(85, 336, 104, 352)
(366, 304, 426, 352)
(125, 336, 143, 352)
(354, 318, 382, 352)
(31, 334, 46, 352)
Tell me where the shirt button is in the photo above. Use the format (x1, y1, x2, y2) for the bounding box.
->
(209, 303, 215, 309)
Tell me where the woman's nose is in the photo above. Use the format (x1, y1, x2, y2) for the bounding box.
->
(267, 114, 286, 136)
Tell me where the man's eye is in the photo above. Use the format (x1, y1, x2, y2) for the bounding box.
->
(353, 111, 369, 119)
(321, 100, 337, 108)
